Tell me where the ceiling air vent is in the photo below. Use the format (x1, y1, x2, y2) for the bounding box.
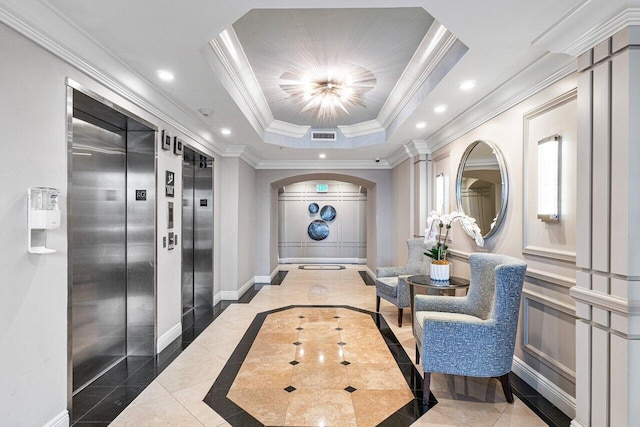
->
(311, 131, 337, 141)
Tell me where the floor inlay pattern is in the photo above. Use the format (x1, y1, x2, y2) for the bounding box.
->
(204, 305, 430, 426)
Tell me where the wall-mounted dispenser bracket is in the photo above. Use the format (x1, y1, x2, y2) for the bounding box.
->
(28, 187, 61, 254)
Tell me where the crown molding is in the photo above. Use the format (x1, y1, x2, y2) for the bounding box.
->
(427, 52, 576, 153)
(387, 146, 411, 169)
(222, 145, 260, 168)
(404, 140, 430, 157)
(256, 159, 391, 170)
(337, 120, 384, 138)
(265, 120, 310, 138)
(533, 1, 640, 56)
(378, 22, 458, 129)
(0, 4, 227, 156)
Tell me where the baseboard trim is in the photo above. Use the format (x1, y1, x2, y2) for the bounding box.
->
(279, 257, 366, 264)
(213, 291, 221, 305)
(255, 267, 279, 283)
(366, 266, 377, 279)
(512, 355, 575, 418)
(570, 420, 585, 427)
(43, 410, 69, 427)
(157, 322, 182, 353)
(221, 277, 255, 300)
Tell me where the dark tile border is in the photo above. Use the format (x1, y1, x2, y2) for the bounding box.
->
(510, 373, 571, 427)
(203, 305, 433, 426)
(358, 270, 376, 286)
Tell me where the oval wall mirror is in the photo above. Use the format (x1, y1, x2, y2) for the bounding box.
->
(455, 140, 508, 239)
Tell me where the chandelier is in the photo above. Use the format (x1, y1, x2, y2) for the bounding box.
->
(279, 64, 376, 121)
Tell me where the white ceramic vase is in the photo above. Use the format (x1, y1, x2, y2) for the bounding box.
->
(430, 262, 450, 282)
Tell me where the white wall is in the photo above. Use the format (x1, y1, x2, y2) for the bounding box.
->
(278, 181, 367, 262)
(432, 74, 579, 416)
(0, 22, 223, 425)
(392, 158, 412, 265)
(220, 157, 256, 298)
(237, 158, 256, 289)
(254, 170, 393, 278)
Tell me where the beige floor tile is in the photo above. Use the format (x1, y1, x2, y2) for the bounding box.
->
(128, 380, 171, 407)
(244, 342, 297, 363)
(284, 389, 357, 426)
(291, 361, 350, 389)
(156, 343, 226, 393)
(347, 363, 411, 390)
(295, 340, 345, 363)
(110, 394, 203, 427)
(231, 362, 294, 389)
(351, 389, 415, 426)
(226, 388, 290, 426)
(172, 380, 227, 427)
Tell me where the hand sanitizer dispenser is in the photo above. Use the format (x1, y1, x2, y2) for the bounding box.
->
(28, 187, 61, 254)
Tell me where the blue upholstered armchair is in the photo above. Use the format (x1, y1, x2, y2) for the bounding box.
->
(375, 238, 430, 327)
(413, 253, 527, 405)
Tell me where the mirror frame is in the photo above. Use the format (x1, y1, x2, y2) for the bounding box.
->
(455, 140, 509, 240)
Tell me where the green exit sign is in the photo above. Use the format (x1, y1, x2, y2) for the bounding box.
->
(316, 183, 328, 193)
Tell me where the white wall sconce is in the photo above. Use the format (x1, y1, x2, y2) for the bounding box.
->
(28, 187, 61, 253)
(537, 135, 561, 222)
(435, 173, 448, 214)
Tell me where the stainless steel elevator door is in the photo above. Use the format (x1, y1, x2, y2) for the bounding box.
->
(194, 156, 213, 308)
(182, 149, 213, 313)
(71, 117, 127, 390)
(182, 157, 195, 314)
(70, 89, 156, 392)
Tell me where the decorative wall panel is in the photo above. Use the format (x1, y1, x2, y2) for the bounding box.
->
(278, 181, 366, 262)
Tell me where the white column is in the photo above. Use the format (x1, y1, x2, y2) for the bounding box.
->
(571, 27, 640, 427)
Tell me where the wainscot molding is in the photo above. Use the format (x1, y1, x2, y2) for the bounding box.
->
(43, 410, 69, 427)
(447, 248, 471, 260)
(279, 257, 366, 265)
(157, 322, 182, 353)
(523, 288, 576, 316)
(522, 289, 577, 383)
(526, 268, 577, 289)
(522, 247, 577, 263)
(570, 286, 628, 316)
(522, 88, 578, 264)
(512, 355, 576, 418)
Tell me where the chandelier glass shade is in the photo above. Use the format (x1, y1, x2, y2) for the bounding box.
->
(279, 64, 376, 121)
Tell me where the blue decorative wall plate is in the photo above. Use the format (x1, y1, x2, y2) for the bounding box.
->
(320, 205, 337, 222)
(307, 220, 329, 241)
(308, 202, 319, 215)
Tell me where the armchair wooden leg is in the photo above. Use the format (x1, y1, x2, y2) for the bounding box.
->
(422, 372, 431, 405)
(415, 344, 420, 364)
(398, 308, 403, 327)
(376, 296, 380, 312)
(497, 373, 514, 403)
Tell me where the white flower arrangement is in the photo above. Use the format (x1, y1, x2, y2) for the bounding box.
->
(424, 210, 484, 263)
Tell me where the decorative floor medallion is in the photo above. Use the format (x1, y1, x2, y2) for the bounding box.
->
(203, 305, 433, 426)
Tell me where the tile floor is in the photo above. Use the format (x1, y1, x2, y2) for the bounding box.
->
(107, 265, 557, 426)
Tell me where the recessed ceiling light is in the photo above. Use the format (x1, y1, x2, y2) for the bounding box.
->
(434, 104, 447, 113)
(416, 122, 427, 129)
(221, 128, 231, 135)
(156, 69, 174, 81)
(459, 80, 476, 90)
(319, 153, 326, 159)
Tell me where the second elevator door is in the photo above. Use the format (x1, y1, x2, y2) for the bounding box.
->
(182, 148, 213, 314)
